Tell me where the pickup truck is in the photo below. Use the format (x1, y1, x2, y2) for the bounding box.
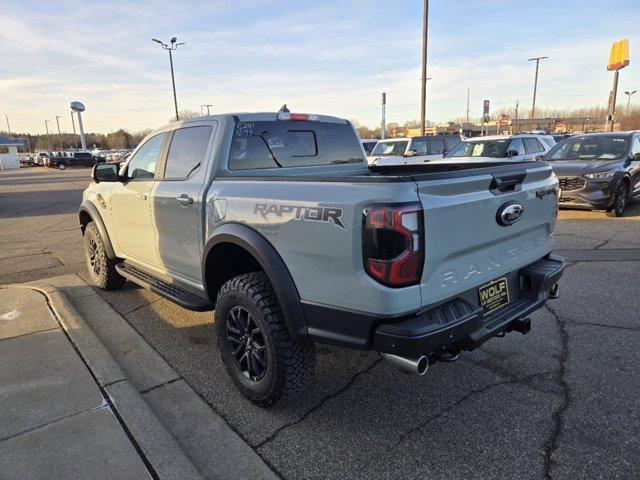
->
(79, 111, 565, 406)
(48, 151, 105, 170)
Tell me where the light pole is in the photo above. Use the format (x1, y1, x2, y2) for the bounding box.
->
(70, 111, 78, 148)
(420, 0, 429, 135)
(5, 114, 10, 133)
(152, 37, 185, 122)
(528, 56, 548, 127)
(44, 120, 52, 151)
(55, 115, 64, 151)
(201, 104, 213, 116)
(624, 90, 637, 116)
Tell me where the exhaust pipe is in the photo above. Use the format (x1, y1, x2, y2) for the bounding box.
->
(381, 353, 429, 375)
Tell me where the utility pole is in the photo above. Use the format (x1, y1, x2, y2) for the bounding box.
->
(55, 115, 64, 150)
(624, 90, 637, 116)
(381, 92, 387, 140)
(514, 100, 519, 134)
(466, 88, 470, 124)
(528, 56, 548, 127)
(44, 120, 51, 151)
(5, 114, 10, 133)
(202, 104, 213, 116)
(70, 111, 78, 148)
(152, 37, 185, 122)
(420, 0, 429, 135)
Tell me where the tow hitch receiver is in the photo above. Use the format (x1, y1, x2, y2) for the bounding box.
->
(509, 317, 531, 335)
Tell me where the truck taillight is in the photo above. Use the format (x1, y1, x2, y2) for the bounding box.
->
(362, 203, 424, 287)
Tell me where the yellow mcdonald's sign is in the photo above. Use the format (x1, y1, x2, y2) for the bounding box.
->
(607, 39, 630, 71)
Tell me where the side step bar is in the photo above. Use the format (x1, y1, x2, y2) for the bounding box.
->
(115, 262, 213, 311)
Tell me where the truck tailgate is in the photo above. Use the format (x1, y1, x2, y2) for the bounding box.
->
(414, 163, 558, 307)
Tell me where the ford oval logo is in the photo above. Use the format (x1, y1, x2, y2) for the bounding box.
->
(496, 202, 524, 226)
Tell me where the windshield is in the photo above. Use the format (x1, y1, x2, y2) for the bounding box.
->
(371, 141, 409, 156)
(362, 141, 377, 155)
(446, 139, 509, 158)
(544, 136, 628, 161)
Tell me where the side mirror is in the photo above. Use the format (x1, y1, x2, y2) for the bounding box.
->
(535, 155, 544, 161)
(92, 163, 119, 183)
(632, 152, 640, 161)
(404, 150, 416, 157)
(506, 149, 519, 157)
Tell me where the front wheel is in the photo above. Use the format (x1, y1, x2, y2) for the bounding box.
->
(84, 221, 126, 290)
(215, 272, 315, 407)
(606, 183, 628, 217)
(58, 162, 67, 170)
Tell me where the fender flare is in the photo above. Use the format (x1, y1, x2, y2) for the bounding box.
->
(202, 223, 308, 339)
(78, 200, 117, 259)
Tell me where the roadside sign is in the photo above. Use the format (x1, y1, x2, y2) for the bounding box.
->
(483, 100, 490, 116)
(607, 39, 630, 71)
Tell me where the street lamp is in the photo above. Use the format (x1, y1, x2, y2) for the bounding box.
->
(44, 120, 51, 151)
(528, 56, 548, 126)
(152, 36, 185, 122)
(420, 0, 429, 136)
(55, 115, 64, 151)
(624, 90, 637, 116)
(201, 104, 213, 116)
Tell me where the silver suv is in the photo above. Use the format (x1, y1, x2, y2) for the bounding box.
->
(440, 134, 554, 163)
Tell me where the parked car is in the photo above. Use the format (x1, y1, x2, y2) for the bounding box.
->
(368, 135, 461, 166)
(438, 134, 553, 164)
(553, 134, 574, 144)
(79, 111, 564, 406)
(359, 139, 378, 155)
(47, 151, 106, 170)
(544, 132, 640, 217)
(33, 152, 51, 166)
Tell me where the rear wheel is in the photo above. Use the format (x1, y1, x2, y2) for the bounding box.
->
(215, 272, 315, 406)
(84, 221, 125, 290)
(58, 162, 67, 170)
(606, 183, 628, 217)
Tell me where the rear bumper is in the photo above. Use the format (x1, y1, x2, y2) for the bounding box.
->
(372, 254, 565, 357)
(301, 254, 565, 356)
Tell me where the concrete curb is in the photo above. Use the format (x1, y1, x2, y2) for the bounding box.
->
(3, 282, 203, 480)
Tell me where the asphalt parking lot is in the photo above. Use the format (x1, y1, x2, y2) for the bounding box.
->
(1, 167, 639, 479)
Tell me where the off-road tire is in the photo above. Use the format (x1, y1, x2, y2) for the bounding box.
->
(84, 221, 126, 290)
(58, 162, 67, 170)
(215, 272, 315, 407)
(606, 183, 628, 217)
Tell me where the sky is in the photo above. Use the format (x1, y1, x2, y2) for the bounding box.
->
(2, 0, 640, 134)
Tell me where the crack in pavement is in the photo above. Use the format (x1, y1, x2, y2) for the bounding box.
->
(392, 369, 556, 448)
(122, 298, 164, 315)
(543, 304, 570, 480)
(255, 358, 384, 449)
(593, 238, 612, 250)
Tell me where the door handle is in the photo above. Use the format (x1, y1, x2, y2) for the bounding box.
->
(176, 194, 193, 205)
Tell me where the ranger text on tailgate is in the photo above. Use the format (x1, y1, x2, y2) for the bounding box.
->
(79, 111, 565, 406)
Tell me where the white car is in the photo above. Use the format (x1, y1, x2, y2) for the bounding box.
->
(433, 134, 555, 164)
(368, 135, 461, 166)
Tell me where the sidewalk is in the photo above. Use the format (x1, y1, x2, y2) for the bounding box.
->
(0, 285, 200, 479)
(0, 276, 276, 480)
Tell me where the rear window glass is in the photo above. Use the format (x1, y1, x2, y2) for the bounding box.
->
(524, 138, 543, 153)
(164, 126, 212, 179)
(228, 121, 364, 170)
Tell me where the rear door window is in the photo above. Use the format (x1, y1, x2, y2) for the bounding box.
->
(524, 138, 543, 154)
(228, 121, 364, 170)
(163, 126, 212, 179)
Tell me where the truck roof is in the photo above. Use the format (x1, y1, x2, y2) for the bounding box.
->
(170, 112, 349, 126)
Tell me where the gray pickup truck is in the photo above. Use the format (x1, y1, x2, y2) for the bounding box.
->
(79, 111, 565, 406)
